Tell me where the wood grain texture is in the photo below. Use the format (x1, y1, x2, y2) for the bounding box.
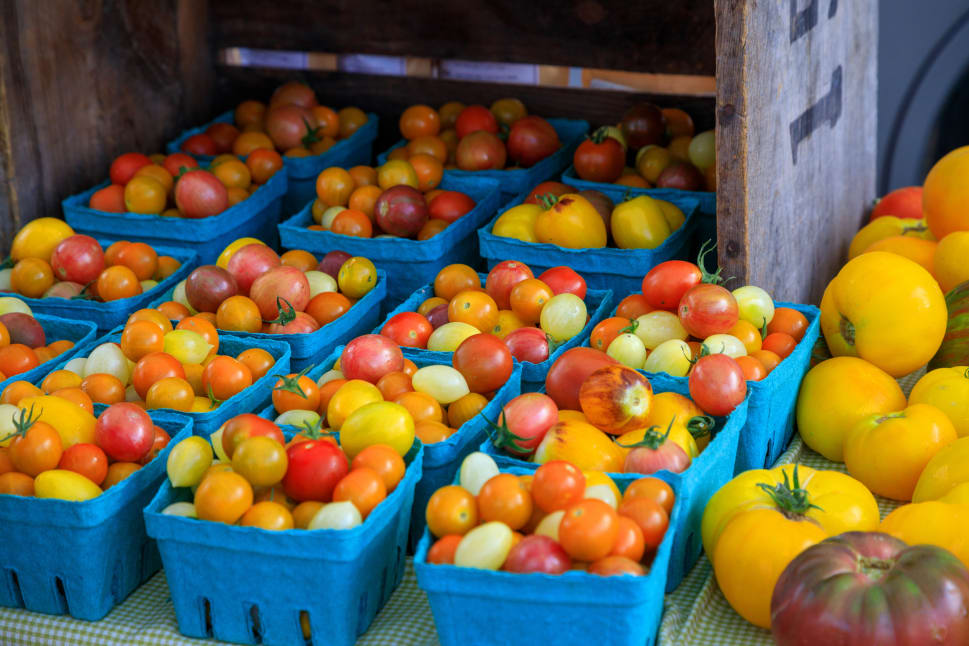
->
(210, 0, 716, 76)
(214, 66, 716, 154)
(715, 0, 877, 304)
(0, 0, 214, 255)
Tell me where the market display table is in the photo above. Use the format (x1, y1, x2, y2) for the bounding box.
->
(0, 405, 914, 646)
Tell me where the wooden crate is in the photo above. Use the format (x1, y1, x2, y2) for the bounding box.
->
(0, 0, 876, 304)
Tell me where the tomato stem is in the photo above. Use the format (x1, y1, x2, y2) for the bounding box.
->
(206, 385, 224, 408)
(756, 463, 824, 518)
(589, 127, 611, 145)
(696, 239, 724, 285)
(263, 297, 297, 327)
(297, 418, 337, 441)
(482, 411, 534, 455)
(615, 418, 675, 450)
(0, 404, 41, 443)
(300, 118, 322, 148)
(618, 320, 639, 335)
(0, 257, 13, 270)
(839, 316, 856, 346)
(686, 415, 715, 441)
(538, 193, 559, 210)
(273, 365, 314, 399)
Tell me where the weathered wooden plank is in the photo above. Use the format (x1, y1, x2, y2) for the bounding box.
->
(210, 0, 716, 76)
(715, 0, 877, 304)
(0, 0, 214, 255)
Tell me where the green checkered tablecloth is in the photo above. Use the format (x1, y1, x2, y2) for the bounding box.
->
(0, 373, 922, 645)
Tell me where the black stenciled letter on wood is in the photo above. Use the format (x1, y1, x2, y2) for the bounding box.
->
(788, 65, 843, 164)
(789, 0, 839, 42)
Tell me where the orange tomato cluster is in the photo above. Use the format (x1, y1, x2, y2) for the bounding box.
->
(6, 226, 180, 302)
(309, 162, 477, 240)
(179, 81, 366, 160)
(88, 147, 282, 218)
(0, 400, 172, 498)
(425, 454, 673, 577)
(163, 414, 407, 532)
(0, 313, 75, 381)
(48, 310, 275, 413)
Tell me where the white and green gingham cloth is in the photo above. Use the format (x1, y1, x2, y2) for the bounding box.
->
(0, 373, 921, 645)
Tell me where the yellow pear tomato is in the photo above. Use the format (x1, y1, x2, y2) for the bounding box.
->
(909, 367, 969, 436)
(492, 204, 541, 243)
(34, 470, 102, 501)
(534, 194, 606, 249)
(880, 500, 969, 569)
(913, 436, 969, 502)
(796, 357, 906, 461)
(843, 403, 957, 501)
(820, 251, 946, 377)
(18, 395, 96, 448)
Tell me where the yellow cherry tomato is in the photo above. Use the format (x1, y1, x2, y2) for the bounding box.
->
(35, 469, 103, 501)
(10, 218, 75, 262)
(326, 380, 383, 430)
(934, 231, 969, 294)
(339, 401, 415, 459)
(532, 419, 624, 472)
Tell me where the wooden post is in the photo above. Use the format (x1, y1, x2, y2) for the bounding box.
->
(0, 0, 214, 255)
(715, 0, 878, 304)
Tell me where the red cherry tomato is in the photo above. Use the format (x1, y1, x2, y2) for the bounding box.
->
(452, 333, 514, 394)
(282, 440, 349, 502)
(455, 105, 499, 138)
(95, 403, 154, 462)
(503, 327, 550, 364)
(688, 354, 747, 416)
(380, 312, 433, 348)
(678, 284, 739, 338)
(486, 261, 534, 310)
(538, 267, 587, 300)
(340, 334, 404, 384)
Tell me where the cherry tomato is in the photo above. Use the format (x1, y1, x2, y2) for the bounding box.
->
(381, 312, 433, 348)
(81, 373, 126, 405)
(96, 403, 154, 462)
(131, 352, 185, 400)
(509, 279, 553, 325)
(340, 334, 403, 384)
(282, 439, 349, 502)
(455, 105, 499, 138)
(678, 284, 739, 338)
(610, 515, 646, 561)
(427, 535, 463, 565)
(351, 444, 406, 492)
(8, 409, 62, 477)
(232, 435, 288, 487)
(588, 555, 645, 576)
(236, 348, 275, 381)
(617, 497, 669, 549)
(393, 391, 444, 425)
(375, 371, 413, 401)
(503, 327, 550, 364)
(532, 461, 585, 513)
(538, 266, 587, 300)
(58, 443, 108, 485)
(477, 473, 533, 530)
(146, 377, 195, 412)
(642, 260, 704, 311)
(333, 467, 387, 518)
(202, 356, 253, 401)
(429, 191, 476, 224)
(559, 499, 619, 562)
(767, 307, 809, 342)
(305, 292, 352, 327)
(452, 333, 513, 394)
(434, 264, 480, 301)
(762, 332, 797, 359)
(426, 484, 477, 537)
(688, 354, 747, 416)
(195, 471, 253, 523)
(622, 477, 675, 515)
(616, 294, 654, 320)
(272, 372, 320, 413)
(399, 105, 440, 140)
(485, 261, 534, 310)
(221, 414, 285, 459)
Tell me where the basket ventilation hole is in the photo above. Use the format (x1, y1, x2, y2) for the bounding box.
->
(111, 561, 122, 603)
(356, 590, 370, 635)
(6, 570, 24, 608)
(685, 531, 697, 571)
(765, 439, 774, 467)
(54, 576, 69, 614)
(300, 610, 312, 646)
(201, 598, 213, 638)
(248, 604, 263, 643)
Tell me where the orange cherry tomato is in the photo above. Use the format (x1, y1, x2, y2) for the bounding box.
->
(157, 301, 190, 322)
(317, 378, 347, 415)
(407, 136, 448, 163)
(393, 391, 444, 424)
(616, 294, 654, 320)
(767, 307, 809, 343)
(477, 472, 533, 530)
(447, 393, 488, 428)
(409, 154, 444, 192)
(418, 297, 448, 317)
(347, 165, 378, 187)
(333, 467, 387, 518)
(272, 372, 320, 413)
(246, 149, 284, 184)
(195, 471, 254, 524)
(11, 258, 54, 298)
(736, 355, 767, 381)
(51, 388, 94, 415)
(762, 332, 797, 359)
(415, 420, 454, 444)
(292, 501, 325, 529)
(427, 534, 463, 564)
(749, 349, 781, 374)
(330, 209, 373, 238)
(97, 265, 141, 301)
(216, 295, 262, 333)
(426, 484, 476, 537)
(531, 461, 585, 513)
(127, 308, 173, 333)
(279, 249, 318, 272)
(177, 316, 219, 355)
(316, 167, 354, 207)
(8, 414, 62, 477)
(81, 373, 126, 405)
(509, 279, 553, 325)
(41, 369, 82, 394)
(239, 501, 294, 530)
(617, 497, 669, 549)
(376, 371, 413, 401)
(351, 444, 406, 493)
(202, 356, 253, 401)
(448, 290, 500, 333)
(1, 381, 42, 406)
(146, 376, 195, 411)
(621, 477, 675, 515)
(120, 320, 165, 362)
(236, 348, 275, 381)
(610, 515, 646, 561)
(590, 317, 632, 352)
(434, 264, 480, 301)
(347, 185, 382, 219)
(115, 242, 158, 281)
(0, 472, 34, 496)
(559, 499, 619, 562)
(399, 105, 440, 140)
(131, 351, 186, 400)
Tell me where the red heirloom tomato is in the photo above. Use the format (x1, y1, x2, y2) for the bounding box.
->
(538, 266, 587, 300)
(490, 393, 559, 457)
(185, 265, 238, 313)
(506, 116, 560, 167)
(678, 283, 739, 338)
(503, 327, 550, 364)
(226, 243, 281, 295)
(428, 191, 476, 224)
(453, 334, 513, 394)
(318, 250, 352, 279)
(456, 131, 506, 171)
(282, 440, 349, 502)
(573, 128, 625, 183)
(771, 532, 969, 646)
(250, 266, 311, 320)
(642, 261, 703, 311)
(524, 182, 574, 205)
(95, 403, 154, 462)
(545, 347, 618, 411)
(50, 235, 105, 285)
(455, 105, 499, 138)
(175, 170, 229, 219)
(381, 312, 433, 348)
(688, 354, 746, 416)
(340, 334, 404, 383)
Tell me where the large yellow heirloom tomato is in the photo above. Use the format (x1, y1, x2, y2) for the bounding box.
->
(796, 357, 906, 461)
(923, 145, 969, 240)
(10, 218, 75, 262)
(909, 367, 969, 437)
(713, 508, 826, 629)
(820, 251, 946, 377)
(843, 403, 957, 501)
(880, 500, 969, 569)
(913, 436, 969, 502)
(534, 194, 607, 249)
(19, 395, 96, 449)
(492, 204, 541, 243)
(611, 195, 672, 249)
(847, 216, 933, 259)
(533, 419, 624, 472)
(701, 463, 879, 559)
(933, 231, 969, 293)
(939, 482, 969, 505)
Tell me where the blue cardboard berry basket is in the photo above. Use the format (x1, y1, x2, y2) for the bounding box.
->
(478, 184, 700, 295)
(0, 409, 192, 621)
(0, 313, 97, 393)
(150, 269, 387, 372)
(62, 167, 286, 265)
(16, 242, 196, 332)
(609, 300, 820, 472)
(378, 118, 589, 201)
(259, 343, 522, 551)
(375, 272, 614, 392)
(560, 165, 718, 256)
(167, 110, 379, 214)
(480, 382, 747, 592)
(143, 437, 422, 646)
(278, 175, 502, 305)
(414, 466, 682, 646)
(43, 330, 291, 437)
